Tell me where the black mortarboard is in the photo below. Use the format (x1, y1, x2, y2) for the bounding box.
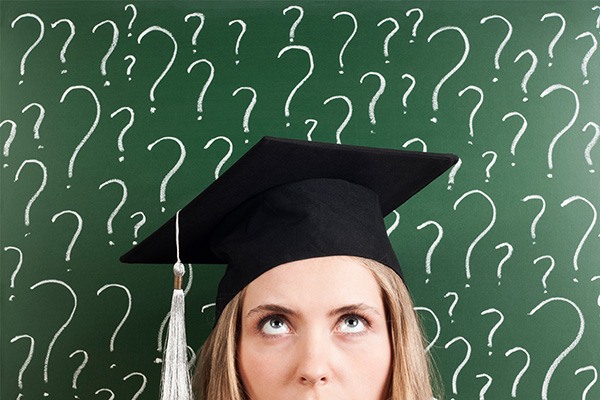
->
(121, 136, 458, 319)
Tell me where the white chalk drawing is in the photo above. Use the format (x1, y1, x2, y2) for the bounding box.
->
(513, 49, 538, 102)
(14, 159, 47, 226)
(403, 137, 427, 152)
(575, 32, 597, 85)
(91, 20, 119, 86)
(480, 15, 513, 82)
(504, 346, 531, 397)
(228, 19, 247, 64)
(124, 4, 137, 37)
(458, 85, 484, 144)
(495, 242, 513, 283)
(476, 373, 493, 399)
(444, 291, 459, 323)
(323, 95, 352, 144)
(51, 210, 83, 261)
(184, 12, 205, 53)
(10, 13, 44, 84)
(332, 11, 357, 74)
(148, 136, 187, 209)
(50, 18, 75, 74)
(481, 150, 497, 182)
(480, 308, 504, 356)
(502, 111, 528, 165)
(110, 106, 135, 162)
(360, 72, 386, 128)
(582, 121, 599, 173)
(21, 102, 45, 141)
(386, 210, 400, 237)
(68, 349, 88, 389)
(10, 334, 35, 390)
(123, 372, 147, 400)
(5, 246, 23, 289)
(59, 85, 101, 182)
(405, 8, 424, 43)
(521, 194, 546, 244)
(304, 118, 318, 141)
(540, 83, 580, 178)
(377, 17, 399, 63)
(99, 179, 128, 244)
(534, 255, 556, 293)
(401, 73, 416, 111)
(427, 26, 470, 112)
(30, 279, 77, 383)
(97, 284, 132, 352)
(560, 195, 597, 272)
(277, 45, 314, 121)
(124, 55, 136, 80)
(204, 136, 233, 180)
(187, 59, 215, 120)
(130, 211, 146, 245)
(232, 87, 257, 133)
(414, 306, 441, 353)
(574, 366, 598, 400)
(283, 5, 304, 43)
(444, 336, 472, 396)
(416, 220, 443, 281)
(540, 12, 566, 67)
(529, 297, 585, 400)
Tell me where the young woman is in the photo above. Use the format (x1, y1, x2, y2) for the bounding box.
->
(121, 136, 457, 400)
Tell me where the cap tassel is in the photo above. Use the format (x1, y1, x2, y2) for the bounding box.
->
(160, 211, 193, 400)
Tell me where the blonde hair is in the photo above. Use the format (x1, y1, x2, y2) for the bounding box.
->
(192, 256, 440, 400)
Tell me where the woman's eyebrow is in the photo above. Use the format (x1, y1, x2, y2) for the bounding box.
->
(328, 303, 381, 317)
(246, 304, 299, 318)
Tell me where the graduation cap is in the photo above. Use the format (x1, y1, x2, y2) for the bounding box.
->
(120, 136, 457, 399)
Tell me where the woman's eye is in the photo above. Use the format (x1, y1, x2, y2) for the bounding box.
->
(338, 315, 367, 333)
(260, 317, 291, 335)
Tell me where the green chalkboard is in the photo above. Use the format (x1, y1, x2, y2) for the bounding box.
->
(2, 1, 599, 399)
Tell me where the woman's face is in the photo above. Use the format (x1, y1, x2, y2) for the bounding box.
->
(237, 256, 392, 400)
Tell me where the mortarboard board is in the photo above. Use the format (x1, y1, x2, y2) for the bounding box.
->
(120, 136, 458, 399)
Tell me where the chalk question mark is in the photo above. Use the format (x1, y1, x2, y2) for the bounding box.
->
(534, 255, 555, 293)
(447, 157, 462, 190)
(51, 210, 83, 262)
(403, 138, 427, 152)
(401, 73, 416, 114)
(502, 111, 528, 166)
(14, 159, 47, 227)
(21, 102, 45, 148)
(427, 26, 470, 119)
(416, 221, 443, 283)
(444, 336, 472, 397)
(95, 388, 115, 399)
(204, 136, 233, 179)
(97, 284, 132, 352)
(476, 373, 493, 399)
(147, 137, 186, 212)
(480, 15, 513, 82)
(495, 242, 513, 285)
(529, 297, 585, 400)
(92, 20, 119, 87)
(124, 4, 137, 37)
(575, 32, 597, 85)
(184, 13, 205, 54)
(137, 26, 178, 113)
(504, 346, 531, 397)
(124, 55, 136, 81)
(332, 11, 357, 74)
(561, 195, 597, 275)
(60, 85, 101, 186)
(540, 12, 566, 67)
(360, 72, 386, 132)
(50, 18, 75, 74)
(232, 86, 257, 137)
(574, 366, 598, 400)
(130, 211, 146, 245)
(582, 122, 599, 173)
(229, 19, 247, 64)
(305, 118, 318, 141)
(11, 13, 44, 85)
(123, 372, 147, 400)
(405, 8, 424, 43)
(278, 45, 314, 126)
(514, 49, 538, 102)
(187, 59, 215, 120)
(522, 194, 546, 244)
(1, 119, 17, 166)
(110, 106, 135, 162)
(540, 83, 579, 178)
(385, 210, 400, 237)
(453, 190, 497, 283)
(413, 307, 440, 353)
(481, 150, 497, 182)
(99, 179, 128, 245)
(5, 246, 23, 294)
(283, 5, 304, 43)
(323, 95, 352, 144)
(10, 334, 35, 391)
(377, 18, 399, 63)
(30, 279, 77, 384)
(458, 85, 484, 145)
(481, 308, 504, 356)
(69, 349, 88, 389)
(444, 291, 459, 323)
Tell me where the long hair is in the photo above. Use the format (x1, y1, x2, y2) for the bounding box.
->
(192, 256, 440, 400)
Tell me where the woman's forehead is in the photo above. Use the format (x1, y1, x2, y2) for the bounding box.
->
(241, 256, 384, 312)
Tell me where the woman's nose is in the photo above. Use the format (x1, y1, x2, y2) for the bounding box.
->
(295, 331, 332, 385)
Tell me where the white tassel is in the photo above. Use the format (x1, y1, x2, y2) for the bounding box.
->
(160, 261, 193, 400)
(160, 210, 193, 400)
